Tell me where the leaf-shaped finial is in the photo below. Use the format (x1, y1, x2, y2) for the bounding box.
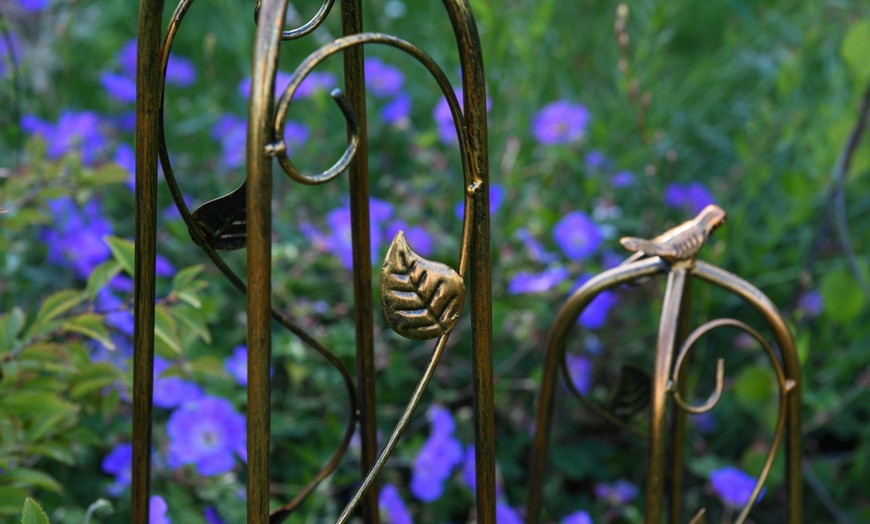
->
(380, 231, 465, 340)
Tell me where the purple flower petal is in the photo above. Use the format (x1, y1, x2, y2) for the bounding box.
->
(531, 100, 590, 145)
(553, 211, 603, 261)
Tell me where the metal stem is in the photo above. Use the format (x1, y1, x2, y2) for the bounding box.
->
(646, 267, 687, 523)
(339, 1, 379, 521)
(247, 0, 288, 521)
(669, 276, 692, 524)
(132, 0, 164, 521)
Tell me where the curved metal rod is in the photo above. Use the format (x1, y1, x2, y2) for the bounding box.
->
(692, 262, 802, 523)
(670, 357, 724, 414)
(525, 257, 668, 524)
(157, 2, 359, 520)
(253, 0, 336, 41)
(271, 33, 473, 189)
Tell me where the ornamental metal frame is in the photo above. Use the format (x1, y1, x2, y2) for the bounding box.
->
(132, 1, 803, 522)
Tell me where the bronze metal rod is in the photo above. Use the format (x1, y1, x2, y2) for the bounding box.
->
(525, 258, 667, 524)
(692, 262, 803, 523)
(247, 0, 288, 521)
(132, 0, 164, 521)
(669, 275, 692, 523)
(440, 1, 494, 520)
(339, 0, 379, 521)
(646, 266, 687, 523)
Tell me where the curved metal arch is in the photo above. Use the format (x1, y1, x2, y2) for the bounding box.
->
(253, 0, 336, 41)
(525, 256, 667, 524)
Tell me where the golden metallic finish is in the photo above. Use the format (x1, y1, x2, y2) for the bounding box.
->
(621, 204, 727, 263)
(526, 207, 803, 524)
(381, 231, 466, 340)
(132, 0, 164, 521)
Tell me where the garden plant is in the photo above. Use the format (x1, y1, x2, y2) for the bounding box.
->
(1, 0, 870, 522)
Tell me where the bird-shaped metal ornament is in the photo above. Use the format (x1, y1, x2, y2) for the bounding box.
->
(620, 204, 727, 264)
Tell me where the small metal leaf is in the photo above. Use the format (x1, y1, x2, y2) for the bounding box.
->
(609, 362, 651, 420)
(190, 181, 247, 251)
(380, 231, 465, 340)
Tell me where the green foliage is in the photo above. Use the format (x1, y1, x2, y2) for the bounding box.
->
(2, 0, 870, 522)
(20, 498, 50, 524)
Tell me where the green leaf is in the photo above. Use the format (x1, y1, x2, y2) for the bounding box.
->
(0, 307, 26, 353)
(154, 305, 182, 355)
(21, 497, 51, 524)
(86, 260, 122, 299)
(25, 290, 85, 339)
(0, 391, 78, 419)
(61, 314, 114, 350)
(172, 264, 205, 290)
(174, 305, 212, 344)
(733, 367, 773, 409)
(0, 487, 27, 516)
(104, 236, 135, 276)
(820, 271, 865, 324)
(7, 469, 63, 495)
(842, 20, 870, 84)
(176, 289, 202, 309)
(27, 444, 75, 466)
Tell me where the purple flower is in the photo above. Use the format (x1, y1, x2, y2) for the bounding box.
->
(553, 211, 603, 261)
(118, 40, 138, 78)
(43, 197, 113, 279)
(155, 254, 174, 277)
(584, 150, 609, 172)
(284, 121, 310, 153)
(664, 182, 716, 215)
(150, 496, 171, 524)
(379, 484, 413, 524)
(798, 290, 822, 318)
(572, 275, 619, 330)
(365, 57, 405, 98)
(166, 55, 196, 86)
(17, 0, 49, 12)
(203, 507, 225, 524)
(101, 443, 132, 495)
(562, 510, 593, 524)
(326, 197, 394, 269)
(386, 221, 433, 257)
(225, 346, 248, 386)
(24, 111, 108, 165)
(594, 479, 637, 505)
(167, 395, 246, 475)
(296, 71, 336, 98)
(611, 170, 635, 188)
(710, 466, 763, 508)
(96, 288, 134, 336)
(153, 357, 203, 409)
(0, 31, 21, 77)
(114, 143, 136, 191)
(515, 228, 557, 263)
(565, 354, 592, 394)
(433, 88, 491, 145)
(692, 412, 716, 434)
(508, 266, 568, 295)
(101, 72, 137, 103)
(531, 100, 590, 145)
(381, 94, 411, 125)
(410, 406, 463, 502)
(211, 114, 247, 169)
(496, 503, 523, 524)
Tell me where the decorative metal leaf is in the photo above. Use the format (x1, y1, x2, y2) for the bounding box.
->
(380, 231, 465, 340)
(190, 181, 247, 251)
(608, 362, 651, 420)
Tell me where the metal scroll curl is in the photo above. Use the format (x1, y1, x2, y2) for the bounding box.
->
(151, 0, 360, 521)
(253, 0, 336, 41)
(526, 213, 802, 524)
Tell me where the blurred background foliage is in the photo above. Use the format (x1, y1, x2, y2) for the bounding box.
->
(1, 0, 870, 522)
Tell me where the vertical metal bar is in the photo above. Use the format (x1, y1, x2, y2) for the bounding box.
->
(132, 0, 164, 521)
(442, 2, 495, 521)
(339, 2, 379, 521)
(646, 267, 687, 523)
(247, 0, 286, 521)
(669, 276, 692, 524)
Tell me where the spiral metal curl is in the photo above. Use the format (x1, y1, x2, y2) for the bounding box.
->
(254, 0, 336, 41)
